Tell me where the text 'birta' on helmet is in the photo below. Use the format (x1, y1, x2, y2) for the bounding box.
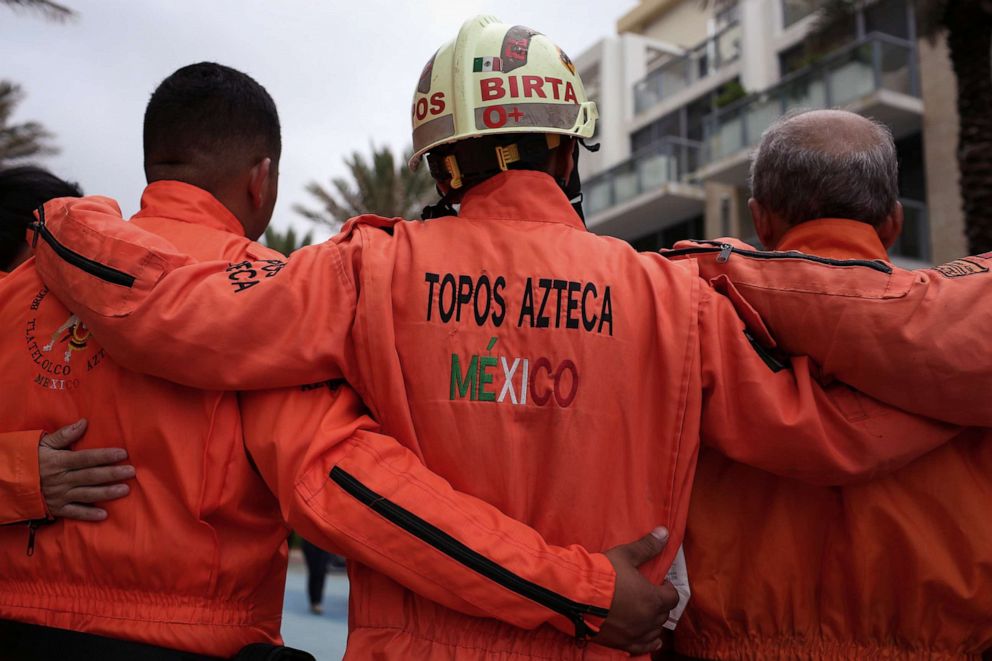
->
(408, 15, 598, 188)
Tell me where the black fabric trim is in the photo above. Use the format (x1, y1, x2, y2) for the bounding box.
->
(329, 466, 607, 641)
(663, 241, 893, 274)
(31, 205, 135, 287)
(744, 330, 786, 373)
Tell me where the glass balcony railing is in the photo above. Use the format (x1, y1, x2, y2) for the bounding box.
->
(782, 0, 823, 28)
(633, 21, 742, 115)
(703, 32, 919, 163)
(583, 138, 703, 218)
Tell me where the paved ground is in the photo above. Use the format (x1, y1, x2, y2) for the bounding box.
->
(281, 562, 348, 660)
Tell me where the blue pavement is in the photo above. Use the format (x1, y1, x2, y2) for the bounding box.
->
(281, 562, 348, 660)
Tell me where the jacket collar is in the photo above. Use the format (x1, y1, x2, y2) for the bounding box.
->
(457, 171, 585, 230)
(777, 218, 889, 261)
(133, 181, 246, 237)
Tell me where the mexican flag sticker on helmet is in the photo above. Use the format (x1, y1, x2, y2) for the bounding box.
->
(409, 15, 598, 170)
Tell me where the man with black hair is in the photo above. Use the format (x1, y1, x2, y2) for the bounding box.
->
(0, 62, 679, 660)
(0, 166, 82, 271)
(141, 61, 281, 242)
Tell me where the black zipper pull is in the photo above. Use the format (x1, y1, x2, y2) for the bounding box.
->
(717, 243, 733, 263)
(26, 520, 41, 557)
(30, 204, 45, 250)
(572, 613, 591, 647)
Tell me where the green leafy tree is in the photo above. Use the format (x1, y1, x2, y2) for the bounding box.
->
(295, 144, 434, 233)
(263, 225, 313, 256)
(1, 0, 74, 166)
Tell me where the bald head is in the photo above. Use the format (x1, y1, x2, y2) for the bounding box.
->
(750, 109, 899, 227)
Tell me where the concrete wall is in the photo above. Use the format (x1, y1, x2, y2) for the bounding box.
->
(918, 33, 967, 264)
(703, 182, 746, 238)
(637, 1, 710, 48)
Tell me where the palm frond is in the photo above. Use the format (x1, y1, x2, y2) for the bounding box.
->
(296, 144, 434, 230)
(0, 0, 74, 21)
(0, 81, 58, 166)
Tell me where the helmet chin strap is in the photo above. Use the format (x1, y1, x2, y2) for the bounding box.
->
(421, 187, 457, 220)
(561, 139, 599, 225)
(422, 137, 602, 223)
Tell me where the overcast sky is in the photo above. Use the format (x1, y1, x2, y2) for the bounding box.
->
(1, 0, 636, 240)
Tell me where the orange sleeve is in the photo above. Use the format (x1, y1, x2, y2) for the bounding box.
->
(672, 240, 992, 427)
(0, 430, 48, 524)
(697, 283, 962, 485)
(240, 384, 615, 639)
(32, 196, 358, 390)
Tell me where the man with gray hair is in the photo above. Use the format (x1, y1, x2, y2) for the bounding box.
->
(672, 109, 992, 660)
(747, 109, 903, 254)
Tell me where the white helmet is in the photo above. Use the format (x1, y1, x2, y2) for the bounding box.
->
(409, 15, 598, 176)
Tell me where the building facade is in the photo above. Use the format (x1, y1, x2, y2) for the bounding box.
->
(576, 0, 968, 266)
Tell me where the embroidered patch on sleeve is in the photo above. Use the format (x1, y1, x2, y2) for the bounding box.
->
(933, 258, 989, 278)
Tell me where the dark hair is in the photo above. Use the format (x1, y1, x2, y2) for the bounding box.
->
(750, 110, 899, 227)
(143, 62, 281, 172)
(0, 166, 82, 271)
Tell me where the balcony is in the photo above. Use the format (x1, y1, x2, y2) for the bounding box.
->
(697, 32, 922, 186)
(633, 21, 742, 116)
(583, 137, 706, 239)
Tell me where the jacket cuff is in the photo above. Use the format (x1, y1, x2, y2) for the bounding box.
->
(549, 551, 615, 639)
(0, 431, 48, 524)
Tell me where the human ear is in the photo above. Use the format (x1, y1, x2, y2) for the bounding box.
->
(248, 157, 272, 210)
(876, 201, 904, 250)
(749, 198, 774, 248)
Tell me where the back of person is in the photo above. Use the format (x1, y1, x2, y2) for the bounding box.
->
(674, 111, 992, 660)
(336, 170, 702, 659)
(679, 431, 992, 660)
(0, 199, 289, 657)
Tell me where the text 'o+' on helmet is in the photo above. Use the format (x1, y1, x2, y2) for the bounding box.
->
(408, 14, 598, 180)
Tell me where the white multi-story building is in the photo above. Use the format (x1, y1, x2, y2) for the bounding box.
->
(576, 0, 967, 266)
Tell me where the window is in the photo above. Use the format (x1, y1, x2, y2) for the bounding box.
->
(896, 132, 926, 202)
(864, 0, 910, 39)
(628, 217, 704, 251)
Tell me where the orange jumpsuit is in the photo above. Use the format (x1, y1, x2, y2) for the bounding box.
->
(663, 234, 992, 427)
(28, 171, 964, 659)
(676, 219, 992, 661)
(1, 180, 639, 657)
(0, 430, 46, 524)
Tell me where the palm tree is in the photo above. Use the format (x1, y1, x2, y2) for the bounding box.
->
(0, 82, 57, 166)
(263, 225, 313, 256)
(810, 0, 992, 253)
(1, 0, 73, 20)
(0, 0, 73, 166)
(295, 144, 435, 233)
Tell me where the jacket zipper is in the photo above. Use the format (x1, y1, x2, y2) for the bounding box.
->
(31, 205, 136, 287)
(664, 240, 893, 274)
(25, 519, 52, 557)
(329, 466, 608, 642)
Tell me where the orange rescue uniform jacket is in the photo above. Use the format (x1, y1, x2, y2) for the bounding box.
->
(3, 181, 634, 657)
(0, 430, 46, 523)
(662, 235, 992, 427)
(676, 219, 992, 661)
(0, 184, 291, 656)
(31, 172, 962, 659)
